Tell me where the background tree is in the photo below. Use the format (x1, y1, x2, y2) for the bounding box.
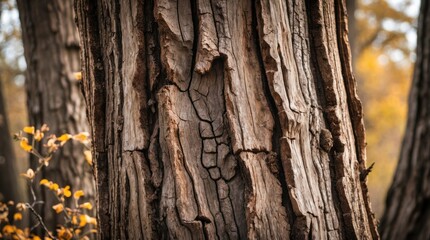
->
(0, 0, 27, 220)
(16, 0, 94, 232)
(0, 80, 21, 204)
(381, 1, 430, 239)
(0, 0, 27, 161)
(76, 0, 378, 239)
(347, 0, 418, 217)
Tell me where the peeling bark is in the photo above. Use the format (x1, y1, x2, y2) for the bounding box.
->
(381, 2, 430, 240)
(75, 0, 377, 239)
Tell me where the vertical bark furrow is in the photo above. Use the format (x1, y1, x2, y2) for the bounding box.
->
(120, 0, 150, 151)
(307, 1, 373, 239)
(75, 3, 110, 237)
(98, 1, 122, 237)
(157, 86, 203, 239)
(255, 0, 342, 238)
(74, 0, 106, 153)
(213, 0, 274, 153)
(252, 0, 296, 233)
(144, 0, 162, 96)
(155, 0, 194, 91)
(212, 0, 292, 238)
(238, 152, 290, 239)
(194, 0, 220, 74)
(334, 1, 378, 239)
(76, 0, 163, 238)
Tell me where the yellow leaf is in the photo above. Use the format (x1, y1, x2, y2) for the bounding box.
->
(20, 138, 33, 152)
(23, 126, 35, 134)
(73, 132, 89, 143)
(57, 226, 72, 240)
(79, 202, 93, 210)
(73, 72, 82, 81)
(39, 179, 49, 186)
(15, 227, 25, 235)
(49, 183, 59, 191)
(63, 186, 72, 198)
(52, 203, 64, 214)
(20, 169, 35, 179)
(32, 236, 42, 240)
(84, 150, 93, 166)
(78, 214, 87, 228)
(57, 134, 72, 142)
(71, 215, 78, 225)
(2, 225, 15, 234)
(13, 213, 22, 221)
(88, 216, 97, 226)
(74, 190, 84, 200)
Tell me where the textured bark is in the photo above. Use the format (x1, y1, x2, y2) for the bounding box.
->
(380, 2, 430, 240)
(75, 0, 378, 239)
(17, 0, 94, 232)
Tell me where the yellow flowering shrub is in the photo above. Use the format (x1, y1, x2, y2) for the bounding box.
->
(0, 124, 97, 240)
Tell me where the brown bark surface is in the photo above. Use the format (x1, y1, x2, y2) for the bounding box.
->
(381, 2, 430, 240)
(76, 0, 378, 239)
(17, 0, 94, 232)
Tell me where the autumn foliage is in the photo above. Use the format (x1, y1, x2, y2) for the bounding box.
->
(0, 124, 96, 239)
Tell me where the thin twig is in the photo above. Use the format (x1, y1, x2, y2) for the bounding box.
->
(30, 222, 40, 231)
(28, 181, 37, 203)
(25, 203, 57, 240)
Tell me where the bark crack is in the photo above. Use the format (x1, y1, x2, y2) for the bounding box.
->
(176, 127, 206, 239)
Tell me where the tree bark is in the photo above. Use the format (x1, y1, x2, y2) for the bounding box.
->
(17, 0, 94, 232)
(75, 0, 378, 239)
(380, 2, 430, 240)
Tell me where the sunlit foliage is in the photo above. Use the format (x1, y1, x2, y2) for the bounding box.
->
(0, 125, 96, 239)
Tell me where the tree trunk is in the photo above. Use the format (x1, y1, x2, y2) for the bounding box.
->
(0, 80, 23, 204)
(346, 0, 357, 65)
(17, 0, 94, 232)
(75, 0, 378, 239)
(380, 2, 430, 239)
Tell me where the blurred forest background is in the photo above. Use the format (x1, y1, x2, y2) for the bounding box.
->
(0, 0, 420, 219)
